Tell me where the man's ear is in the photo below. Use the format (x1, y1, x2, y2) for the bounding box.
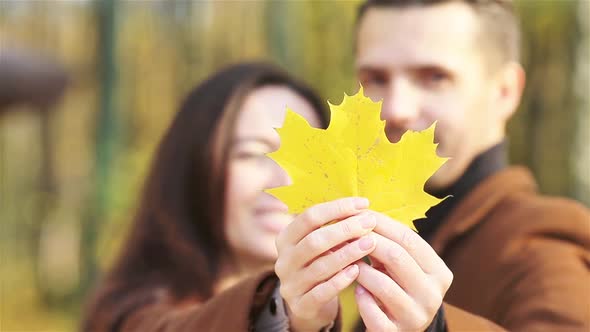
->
(494, 62, 526, 121)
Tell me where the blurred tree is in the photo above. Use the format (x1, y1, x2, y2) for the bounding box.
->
(79, 0, 119, 300)
(510, 0, 587, 204)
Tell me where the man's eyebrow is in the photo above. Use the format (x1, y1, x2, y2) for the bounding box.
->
(358, 61, 455, 69)
(357, 63, 459, 79)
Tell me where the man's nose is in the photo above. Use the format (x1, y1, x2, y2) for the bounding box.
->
(380, 78, 420, 129)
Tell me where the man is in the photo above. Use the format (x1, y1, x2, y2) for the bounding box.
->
(201, 2, 587, 330)
(353, 0, 590, 331)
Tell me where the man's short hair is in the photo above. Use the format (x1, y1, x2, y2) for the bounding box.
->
(356, 0, 521, 68)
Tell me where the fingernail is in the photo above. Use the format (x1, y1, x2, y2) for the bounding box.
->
(345, 264, 359, 278)
(354, 197, 369, 209)
(358, 235, 374, 251)
(355, 285, 366, 295)
(360, 214, 376, 229)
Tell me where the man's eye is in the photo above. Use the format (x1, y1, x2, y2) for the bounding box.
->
(361, 74, 387, 87)
(417, 68, 451, 88)
(429, 71, 448, 82)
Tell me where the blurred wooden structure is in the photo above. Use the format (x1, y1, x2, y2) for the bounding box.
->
(0, 49, 68, 110)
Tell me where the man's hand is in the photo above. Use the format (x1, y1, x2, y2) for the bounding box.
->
(355, 213, 453, 332)
(274, 197, 377, 332)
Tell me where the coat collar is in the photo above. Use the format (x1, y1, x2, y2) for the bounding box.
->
(429, 166, 538, 253)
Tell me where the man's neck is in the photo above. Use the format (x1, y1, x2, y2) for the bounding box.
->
(414, 141, 508, 241)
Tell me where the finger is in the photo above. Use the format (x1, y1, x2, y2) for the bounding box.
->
(284, 234, 375, 298)
(292, 212, 376, 267)
(372, 212, 447, 275)
(276, 197, 369, 251)
(295, 264, 359, 318)
(356, 261, 423, 328)
(369, 232, 430, 296)
(355, 285, 397, 332)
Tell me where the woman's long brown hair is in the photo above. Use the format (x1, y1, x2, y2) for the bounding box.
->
(81, 62, 328, 331)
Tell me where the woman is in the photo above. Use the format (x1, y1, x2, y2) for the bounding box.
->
(82, 62, 327, 330)
(82, 62, 457, 332)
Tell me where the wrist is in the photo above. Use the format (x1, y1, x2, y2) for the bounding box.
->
(319, 320, 335, 332)
(288, 311, 331, 332)
(286, 304, 336, 332)
(423, 305, 446, 332)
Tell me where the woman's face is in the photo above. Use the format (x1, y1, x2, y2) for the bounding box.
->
(224, 85, 321, 270)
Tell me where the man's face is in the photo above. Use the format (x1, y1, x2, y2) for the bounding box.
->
(356, 3, 509, 190)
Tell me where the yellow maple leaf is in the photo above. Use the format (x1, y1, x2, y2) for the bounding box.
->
(267, 87, 448, 230)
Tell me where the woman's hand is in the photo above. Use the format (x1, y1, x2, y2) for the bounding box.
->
(354, 212, 453, 332)
(274, 197, 377, 332)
